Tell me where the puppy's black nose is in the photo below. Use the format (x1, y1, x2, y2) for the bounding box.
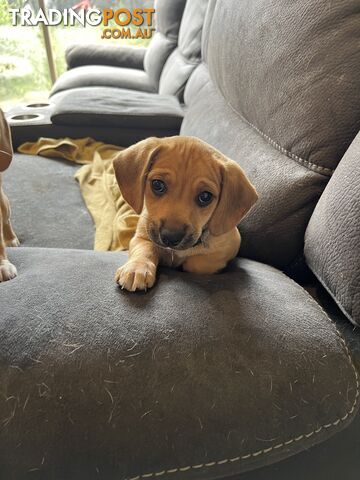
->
(160, 229, 186, 247)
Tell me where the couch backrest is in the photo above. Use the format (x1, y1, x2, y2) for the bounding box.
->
(158, 0, 208, 100)
(181, 0, 360, 269)
(144, 0, 187, 91)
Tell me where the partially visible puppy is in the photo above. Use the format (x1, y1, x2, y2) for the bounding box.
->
(113, 136, 258, 292)
(0, 109, 19, 282)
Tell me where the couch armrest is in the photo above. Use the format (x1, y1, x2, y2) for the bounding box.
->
(51, 86, 184, 131)
(65, 44, 146, 70)
(305, 131, 360, 326)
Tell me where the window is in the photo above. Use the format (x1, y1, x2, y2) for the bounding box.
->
(0, 0, 154, 110)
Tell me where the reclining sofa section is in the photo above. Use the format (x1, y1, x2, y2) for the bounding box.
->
(34, 0, 208, 149)
(54, 0, 187, 95)
(51, 0, 207, 101)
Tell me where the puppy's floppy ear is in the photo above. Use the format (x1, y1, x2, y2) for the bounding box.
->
(209, 153, 258, 236)
(0, 109, 13, 172)
(113, 137, 161, 214)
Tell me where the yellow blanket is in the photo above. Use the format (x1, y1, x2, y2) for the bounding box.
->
(18, 137, 138, 251)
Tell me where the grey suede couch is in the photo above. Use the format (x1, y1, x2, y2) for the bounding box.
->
(1, 0, 360, 479)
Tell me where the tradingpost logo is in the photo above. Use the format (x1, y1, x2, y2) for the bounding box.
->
(9, 4, 156, 40)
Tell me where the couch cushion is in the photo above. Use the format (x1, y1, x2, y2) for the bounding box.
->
(181, 0, 360, 268)
(3, 154, 94, 249)
(305, 131, 360, 326)
(50, 65, 155, 96)
(144, 0, 187, 89)
(159, 0, 208, 100)
(51, 87, 184, 130)
(1, 247, 358, 479)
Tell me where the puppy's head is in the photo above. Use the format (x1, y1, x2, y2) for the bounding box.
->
(113, 136, 258, 250)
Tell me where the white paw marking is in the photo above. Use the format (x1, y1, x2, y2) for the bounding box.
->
(0, 260, 17, 282)
(6, 237, 20, 247)
(115, 261, 156, 292)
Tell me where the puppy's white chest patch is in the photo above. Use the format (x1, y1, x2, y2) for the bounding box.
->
(158, 243, 208, 268)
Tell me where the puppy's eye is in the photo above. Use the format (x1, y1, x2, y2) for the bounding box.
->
(151, 179, 167, 195)
(197, 191, 213, 207)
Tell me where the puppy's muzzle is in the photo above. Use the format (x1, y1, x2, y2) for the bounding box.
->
(160, 228, 187, 248)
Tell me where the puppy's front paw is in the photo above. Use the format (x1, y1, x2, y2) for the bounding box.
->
(6, 237, 20, 247)
(115, 261, 156, 292)
(0, 260, 17, 282)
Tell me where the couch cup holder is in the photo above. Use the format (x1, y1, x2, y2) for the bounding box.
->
(25, 103, 50, 108)
(11, 114, 42, 121)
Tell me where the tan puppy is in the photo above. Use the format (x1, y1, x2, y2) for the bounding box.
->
(0, 109, 19, 282)
(113, 136, 257, 292)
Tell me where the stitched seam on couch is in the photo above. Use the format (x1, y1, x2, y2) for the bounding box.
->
(227, 101, 333, 177)
(127, 275, 359, 480)
(207, 78, 334, 177)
